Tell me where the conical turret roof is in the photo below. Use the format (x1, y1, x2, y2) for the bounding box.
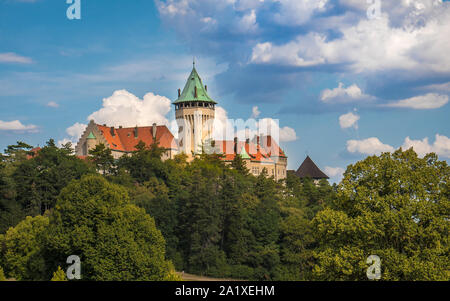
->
(173, 65, 217, 104)
(295, 156, 329, 179)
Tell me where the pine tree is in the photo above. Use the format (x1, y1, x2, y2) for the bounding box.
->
(0, 266, 6, 281)
(51, 266, 67, 281)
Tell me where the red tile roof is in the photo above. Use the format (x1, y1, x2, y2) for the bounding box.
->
(214, 137, 285, 163)
(96, 124, 176, 152)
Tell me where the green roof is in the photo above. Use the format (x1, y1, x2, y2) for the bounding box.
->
(86, 132, 96, 139)
(240, 146, 251, 159)
(173, 66, 217, 104)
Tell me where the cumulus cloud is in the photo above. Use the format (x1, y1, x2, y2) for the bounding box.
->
(250, 11, 450, 73)
(251, 106, 261, 118)
(59, 90, 172, 147)
(384, 93, 448, 109)
(347, 137, 395, 155)
(46, 101, 59, 108)
(87, 90, 172, 127)
(212, 106, 297, 143)
(237, 9, 258, 33)
(272, 0, 329, 26)
(324, 166, 345, 182)
(0, 120, 37, 132)
(347, 134, 450, 158)
(402, 134, 450, 158)
(57, 122, 87, 147)
(339, 111, 360, 129)
(321, 83, 368, 103)
(0, 52, 32, 64)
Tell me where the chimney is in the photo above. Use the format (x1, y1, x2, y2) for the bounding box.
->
(267, 136, 271, 147)
(234, 137, 238, 154)
(257, 136, 260, 146)
(205, 85, 207, 92)
(110, 127, 115, 136)
(178, 88, 181, 98)
(134, 126, 138, 138)
(246, 138, 250, 144)
(152, 123, 157, 139)
(194, 86, 198, 98)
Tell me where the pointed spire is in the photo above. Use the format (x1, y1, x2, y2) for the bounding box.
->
(87, 132, 96, 139)
(240, 145, 251, 160)
(295, 156, 329, 179)
(173, 61, 217, 104)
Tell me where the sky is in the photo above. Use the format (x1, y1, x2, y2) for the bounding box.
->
(0, 0, 449, 183)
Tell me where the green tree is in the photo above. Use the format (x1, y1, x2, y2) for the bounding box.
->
(0, 265, 5, 281)
(88, 143, 115, 175)
(43, 174, 177, 281)
(51, 266, 67, 281)
(117, 140, 168, 184)
(312, 149, 450, 280)
(131, 177, 179, 268)
(0, 156, 23, 233)
(13, 139, 94, 215)
(0, 215, 49, 280)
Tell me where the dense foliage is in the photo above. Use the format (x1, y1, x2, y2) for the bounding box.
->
(0, 139, 448, 281)
(312, 149, 449, 280)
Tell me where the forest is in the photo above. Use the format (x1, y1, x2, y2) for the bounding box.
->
(0, 139, 448, 281)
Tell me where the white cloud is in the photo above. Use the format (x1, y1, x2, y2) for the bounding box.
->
(272, 0, 329, 26)
(57, 122, 87, 148)
(66, 122, 87, 140)
(347, 137, 395, 155)
(0, 52, 32, 64)
(424, 81, 450, 92)
(321, 83, 368, 103)
(324, 166, 345, 182)
(347, 134, 450, 158)
(339, 111, 360, 129)
(0, 120, 37, 132)
(278, 126, 298, 142)
(87, 90, 172, 127)
(250, 11, 450, 73)
(237, 9, 258, 33)
(402, 134, 450, 158)
(46, 101, 59, 108)
(251, 106, 261, 118)
(384, 93, 448, 109)
(212, 106, 298, 143)
(58, 90, 172, 147)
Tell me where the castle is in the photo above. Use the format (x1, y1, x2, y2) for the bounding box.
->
(75, 64, 288, 180)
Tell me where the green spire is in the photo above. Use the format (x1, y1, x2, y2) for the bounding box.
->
(87, 131, 96, 139)
(173, 66, 217, 104)
(240, 146, 251, 160)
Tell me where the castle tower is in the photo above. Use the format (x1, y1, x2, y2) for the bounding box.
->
(173, 62, 217, 155)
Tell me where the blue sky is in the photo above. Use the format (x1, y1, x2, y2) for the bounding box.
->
(1, 0, 449, 182)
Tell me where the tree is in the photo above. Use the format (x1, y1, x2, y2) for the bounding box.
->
(43, 174, 178, 281)
(131, 177, 180, 268)
(0, 157, 23, 233)
(177, 157, 227, 276)
(13, 139, 94, 215)
(118, 140, 169, 184)
(88, 143, 115, 175)
(312, 149, 450, 281)
(0, 266, 5, 281)
(51, 266, 67, 281)
(0, 215, 49, 280)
